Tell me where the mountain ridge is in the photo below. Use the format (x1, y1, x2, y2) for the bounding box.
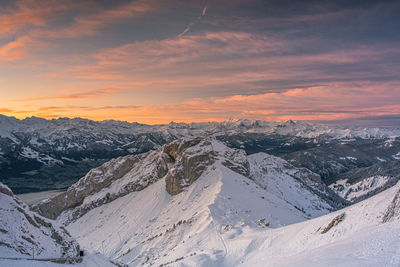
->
(33, 138, 345, 224)
(28, 137, 395, 266)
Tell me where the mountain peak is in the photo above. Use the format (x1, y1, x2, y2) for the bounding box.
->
(163, 138, 250, 195)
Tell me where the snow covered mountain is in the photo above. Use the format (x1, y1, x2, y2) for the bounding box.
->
(33, 138, 347, 266)
(2, 138, 400, 266)
(0, 182, 79, 259)
(1, 114, 400, 194)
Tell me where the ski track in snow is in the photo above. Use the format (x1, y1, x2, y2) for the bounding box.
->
(214, 222, 228, 259)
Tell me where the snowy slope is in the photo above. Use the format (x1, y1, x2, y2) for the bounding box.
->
(0, 183, 79, 259)
(238, 181, 400, 267)
(36, 138, 344, 266)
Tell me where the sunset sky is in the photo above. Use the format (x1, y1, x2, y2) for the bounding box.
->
(0, 0, 400, 124)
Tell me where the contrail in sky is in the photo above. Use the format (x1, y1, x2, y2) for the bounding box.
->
(179, 1, 208, 37)
(202, 5, 208, 16)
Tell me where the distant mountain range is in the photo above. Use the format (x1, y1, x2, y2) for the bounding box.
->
(0, 115, 399, 199)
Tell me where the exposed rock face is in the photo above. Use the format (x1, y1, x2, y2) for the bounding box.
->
(165, 175, 181, 195)
(163, 138, 253, 195)
(164, 138, 216, 195)
(320, 213, 345, 234)
(0, 183, 79, 258)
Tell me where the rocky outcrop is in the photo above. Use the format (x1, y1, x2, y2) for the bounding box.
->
(163, 138, 252, 195)
(382, 183, 400, 223)
(0, 183, 13, 197)
(35, 138, 306, 224)
(34, 155, 140, 219)
(165, 176, 181, 195)
(164, 138, 216, 195)
(221, 148, 250, 178)
(34, 149, 173, 221)
(0, 183, 79, 258)
(320, 213, 345, 234)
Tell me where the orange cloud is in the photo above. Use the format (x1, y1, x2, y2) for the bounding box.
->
(0, 0, 48, 37)
(0, 0, 155, 62)
(16, 87, 118, 101)
(42, 0, 154, 39)
(0, 0, 82, 38)
(46, 30, 400, 108)
(0, 37, 27, 61)
(47, 31, 286, 86)
(0, 35, 48, 62)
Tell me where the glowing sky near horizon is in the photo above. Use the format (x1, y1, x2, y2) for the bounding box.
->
(0, 0, 400, 124)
